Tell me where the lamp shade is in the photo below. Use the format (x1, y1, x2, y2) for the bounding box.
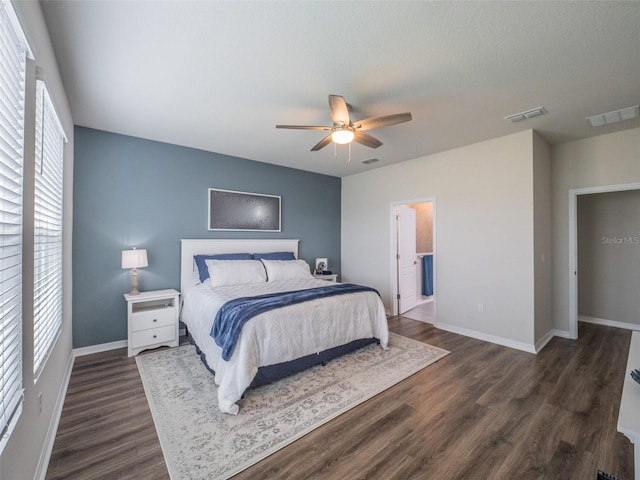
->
(121, 248, 148, 269)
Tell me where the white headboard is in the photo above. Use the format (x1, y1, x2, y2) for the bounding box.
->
(180, 238, 300, 291)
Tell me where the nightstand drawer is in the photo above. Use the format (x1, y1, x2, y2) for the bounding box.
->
(131, 307, 176, 332)
(131, 324, 176, 349)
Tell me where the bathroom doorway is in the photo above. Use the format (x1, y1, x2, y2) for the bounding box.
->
(391, 198, 435, 323)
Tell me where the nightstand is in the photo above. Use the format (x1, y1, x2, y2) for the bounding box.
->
(125, 289, 180, 357)
(313, 274, 338, 282)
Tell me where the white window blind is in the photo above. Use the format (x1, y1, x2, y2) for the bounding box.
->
(33, 80, 65, 378)
(0, 0, 29, 453)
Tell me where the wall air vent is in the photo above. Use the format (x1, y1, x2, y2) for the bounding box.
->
(361, 158, 379, 165)
(586, 105, 639, 127)
(504, 106, 547, 123)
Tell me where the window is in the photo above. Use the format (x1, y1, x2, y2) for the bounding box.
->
(0, 0, 30, 453)
(33, 80, 65, 378)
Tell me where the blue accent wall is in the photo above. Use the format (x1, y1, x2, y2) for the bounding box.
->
(73, 127, 341, 348)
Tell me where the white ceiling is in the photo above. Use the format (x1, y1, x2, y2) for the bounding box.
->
(39, 1, 640, 178)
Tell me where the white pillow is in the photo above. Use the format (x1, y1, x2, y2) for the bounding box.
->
(261, 259, 312, 282)
(204, 259, 267, 287)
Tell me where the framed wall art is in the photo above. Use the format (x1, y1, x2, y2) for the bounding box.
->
(208, 188, 281, 231)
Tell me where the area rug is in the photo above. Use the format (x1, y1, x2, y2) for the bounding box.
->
(136, 333, 449, 480)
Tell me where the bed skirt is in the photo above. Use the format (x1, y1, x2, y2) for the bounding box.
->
(188, 333, 378, 389)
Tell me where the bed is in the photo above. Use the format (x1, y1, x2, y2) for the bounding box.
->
(179, 239, 389, 414)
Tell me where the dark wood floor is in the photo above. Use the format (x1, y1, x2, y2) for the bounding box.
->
(46, 319, 635, 480)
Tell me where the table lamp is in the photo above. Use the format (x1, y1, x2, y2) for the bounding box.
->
(122, 247, 148, 295)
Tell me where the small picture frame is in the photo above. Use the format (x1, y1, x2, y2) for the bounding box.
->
(315, 258, 328, 274)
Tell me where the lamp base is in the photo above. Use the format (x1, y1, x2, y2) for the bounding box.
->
(129, 269, 141, 295)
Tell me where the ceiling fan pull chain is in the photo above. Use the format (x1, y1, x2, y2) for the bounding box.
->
(348, 142, 351, 163)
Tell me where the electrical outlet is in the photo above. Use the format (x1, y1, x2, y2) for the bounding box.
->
(477, 303, 484, 313)
(38, 392, 43, 416)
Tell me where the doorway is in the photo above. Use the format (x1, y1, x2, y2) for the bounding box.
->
(390, 198, 435, 322)
(569, 182, 640, 338)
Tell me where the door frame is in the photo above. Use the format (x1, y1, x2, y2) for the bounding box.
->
(568, 182, 640, 339)
(389, 196, 437, 318)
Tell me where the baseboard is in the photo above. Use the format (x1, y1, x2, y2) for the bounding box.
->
(435, 322, 536, 354)
(579, 315, 640, 332)
(551, 328, 572, 339)
(34, 351, 75, 480)
(73, 331, 188, 357)
(73, 339, 127, 357)
(415, 297, 434, 306)
(534, 330, 555, 353)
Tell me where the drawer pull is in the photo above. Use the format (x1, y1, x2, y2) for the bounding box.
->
(153, 335, 157, 339)
(153, 319, 157, 322)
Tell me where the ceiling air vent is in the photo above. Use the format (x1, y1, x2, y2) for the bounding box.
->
(586, 105, 639, 127)
(504, 106, 547, 123)
(361, 158, 379, 165)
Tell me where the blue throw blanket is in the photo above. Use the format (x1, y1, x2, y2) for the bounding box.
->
(211, 283, 379, 361)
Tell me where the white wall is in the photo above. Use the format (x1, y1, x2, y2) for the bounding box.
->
(342, 130, 537, 350)
(533, 131, 552, 345)
(551, 126, 640, 334)
(0, 2, 74, 480)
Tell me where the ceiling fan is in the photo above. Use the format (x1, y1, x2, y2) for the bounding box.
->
(276, 94, 412, 152)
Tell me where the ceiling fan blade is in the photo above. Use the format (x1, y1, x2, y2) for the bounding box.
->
(311, 134, 333, 151)
(354, 112, 412, 131)
(353, 130, 383, 149)
(328, 95, 350, 126)
(276, 125, 332, 130)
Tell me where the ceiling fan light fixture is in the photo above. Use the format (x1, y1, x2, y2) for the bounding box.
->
(331, 128, 354, 144)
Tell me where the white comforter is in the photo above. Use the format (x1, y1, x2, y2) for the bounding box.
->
(180, 278, 389, 414)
